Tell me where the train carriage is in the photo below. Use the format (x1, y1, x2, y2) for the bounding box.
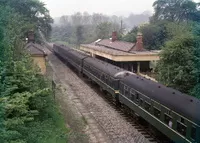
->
(119, 74, 200, 143)
(53, 44, 89, 73)
(53, 44, 71, 61)
(83, 57, 123, 100)
(65, 50, 89, 73)
(53, 44, 200, 143)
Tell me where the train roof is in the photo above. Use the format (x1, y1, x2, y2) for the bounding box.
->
(54, 44, 200, 124)
(121, 74, 200, 125)
(53, 43, 70, 49)
(68, 49, 89, 59)
(54, 44, 88, 60)
(57, 46, 125, 77)
(84, 57, 124, 78)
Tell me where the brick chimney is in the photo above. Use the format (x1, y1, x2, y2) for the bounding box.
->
(112, 31, 117, 42)
(135, 32, 144, 51)
(28, 30, 35, 43)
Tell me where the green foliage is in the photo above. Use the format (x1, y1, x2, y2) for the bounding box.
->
(122, 32, 137, 43)
(122, 1, 200, 98)
(122, 21, 168, 50)
(0, 0, 53, 40)
(76, 25, 84, 46)
(122, 27, 138, 43)
(51, 12, 122, 45)
(140, 22, 167, 50)
(96, 22, 112, 39)
(156, 23, 200, 97)
(152, 0, 200, 23)
(0, 1, 67, 142)
(157, 33, 195, 93)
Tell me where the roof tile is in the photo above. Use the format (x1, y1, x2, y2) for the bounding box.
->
(25, 43, 46, 56)
(96, 39, 135, 52)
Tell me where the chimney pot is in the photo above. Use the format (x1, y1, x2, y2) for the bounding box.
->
(112, 31, 117, 42)
(136, 32, 144, 51)
(28, 30, 35, 43)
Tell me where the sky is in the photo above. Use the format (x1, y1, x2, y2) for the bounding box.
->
(42, 0, 200, 18)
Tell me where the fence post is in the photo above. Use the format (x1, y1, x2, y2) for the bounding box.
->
(52, 80, 56, 101)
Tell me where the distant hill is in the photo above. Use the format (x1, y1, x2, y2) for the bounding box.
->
(52, 11, 152, 30)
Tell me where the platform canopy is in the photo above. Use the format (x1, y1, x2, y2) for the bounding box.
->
(80, 32, 160, 62)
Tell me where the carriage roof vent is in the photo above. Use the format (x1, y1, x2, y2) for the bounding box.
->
(95, 39, 101, 44)
(114, 71, 135, 79)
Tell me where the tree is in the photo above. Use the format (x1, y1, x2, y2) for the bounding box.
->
(140, 21, 168, 50)
(0, 0, 53, 39)
(71, 12, 83, 26)
(0, 1, 67, 142)
(152, 0, 200, 23)
(76, 25, 84, 47)
(96, 22, 112, 39)
(156, 23, 200, 97)
(122, 22, 167, 50)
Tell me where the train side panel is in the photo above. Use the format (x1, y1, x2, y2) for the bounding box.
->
(119, 81, 200, 143)
(83, 58, 119, 98)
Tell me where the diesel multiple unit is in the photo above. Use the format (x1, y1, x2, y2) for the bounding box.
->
(53, 44, 200, 143)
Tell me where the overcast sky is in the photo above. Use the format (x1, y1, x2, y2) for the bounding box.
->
(42, 0, 200, 18)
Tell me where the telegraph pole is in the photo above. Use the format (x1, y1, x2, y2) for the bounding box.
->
(120, 20, 123, 35)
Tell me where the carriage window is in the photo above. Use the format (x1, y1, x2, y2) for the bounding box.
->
(164, 114, 172, 125)
(191, 126, 196, 140)
(131, 90, 135, 96)
(144, 102, 151, 112)
(167, 110, 171, 116)
(154, 107, 161, 118)
(107, 76, 110, 82)
(124, 85, 128, 90)
(109, 77, 113, 84)
(177, 121, 187, 136)
(181, 117, 184, 123)
(124, 86, 129, 97)
(140, 99, 143, 106)
(130, 93, 135, 101)
(135, 93, 139, 102)
(105, 75, 108, 79)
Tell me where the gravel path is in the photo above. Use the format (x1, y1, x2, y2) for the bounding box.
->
(47, 49, 153, 143)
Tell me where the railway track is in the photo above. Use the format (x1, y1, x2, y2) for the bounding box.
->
(45, 45, 171, 143)
(88, 81, 171, 143)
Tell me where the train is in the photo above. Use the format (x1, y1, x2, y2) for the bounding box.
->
(53, 44, 200, 143)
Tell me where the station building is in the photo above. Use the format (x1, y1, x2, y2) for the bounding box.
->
(80, 32, 160, 75)
(25, 31, 47, 75)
